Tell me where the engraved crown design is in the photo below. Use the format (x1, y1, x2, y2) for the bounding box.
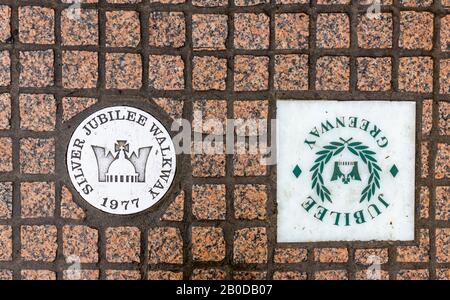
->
(92, 140, 152, 183)
(331, 161, 361, 184)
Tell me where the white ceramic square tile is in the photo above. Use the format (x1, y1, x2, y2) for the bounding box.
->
(277, 101, 416, 242)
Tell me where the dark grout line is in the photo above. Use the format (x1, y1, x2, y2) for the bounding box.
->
(10, 1, 22, 280)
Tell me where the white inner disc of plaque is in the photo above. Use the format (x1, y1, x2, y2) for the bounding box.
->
(277, 100, 415, 242)
(67, 106, 176, 215)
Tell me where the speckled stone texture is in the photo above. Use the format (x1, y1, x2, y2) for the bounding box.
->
(150, 0, 185, 4)
(148, 227, 183, 264)
(0, 183, 12, 219)
(420, 186, 430, 219)
(422, 99, 433, 135)
(236, 0, 268, 5)
(0, 6, 10, 43)
(0, 51, 10, 86)
(436, 228, 450, 263)
(20, 138, 55, 174)
(191, 226, 226, 262)
(277, 0, 308, 3)
(0, 0, 448, 281)
(440, 59, 450, 94)
(439, 101, 450, 135)
(233, 115, 258, 140)
(192, 184, 226, 220)
(63, 270, 99, 280)
(62, 225, 99, 263)
(0, 270, 12, 280)
(0, 94, 11, 129)
(400, 11, 433, 50)
(356, 270, 389, 280)
(106, 11, 140, 48)
(106, 227, 140, 263)
(274, 248, 307, 263)
(60, 185, 86, 220)
(397, 269, 429, 280)
(437, 269, 450, 280)
(315, 270, 348, 280)
(317, 13, 350, 49)
(316, 56, 350, 91)
(21, 225, 57, 262)
(193, 99, 227, 134)
(442, 15, 450, 52)
(0, 226, 12, 261)
(148, 270, 183, 280)
(314, 248, 349, 263)
(149, 12, 185, 48)
(273, 271, 307, 280)
(234, 13, 269, 50)
(357, 13, 392, 49)
(233, 143, 267, 176)
(19, 94, 56, 131)
(436, 186, 450, 220)
(398, 57, 433, 93)
(233, 227, 268, 264)
(160, 191, 184, 221)
(192, 14, 227, 50)
(21, 270, 56, 280)
(19, 50, 54, 88)
(422, 141, 430, 178)
(192, 56, 227, 91)
(357, 57, 392, 91)
(106, 270, 141, 280)
(19, 6, 54, 45)
(234, 184, 267, 220)
(234, 271, 267, 280)
(396, 229, 430, 262)
(108, 0, 142, 3)
(354, 248, 388, 265)
(191, 268, 226, 280)
(435, 143, 449, 179)
(275, 54, 309, 91)
(62, 51, 98, 89)
(0, 138, 12, 173)
(318, 0, 350, 3)
(234, 55, 269, 91)
(401, 0, 432, 6)
(61, 8, 98, 46)
(61, 0, 99, 3)
(234, 100, 268, 135)
(275, 13, 309, 49)
(192, 141, 226, 177)
(62, 97, 98, 122)
(21, 182, 55, 218)
(106, 53, 142, 90)
(153, 98, 184, 120)
(149, 55, 184, 90)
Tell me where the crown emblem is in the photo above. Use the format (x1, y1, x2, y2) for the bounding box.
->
(92, 140, 152, 183)
(330, 161, 362, 184)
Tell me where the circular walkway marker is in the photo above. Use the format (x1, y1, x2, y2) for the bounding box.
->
(67, 106, 176, 215)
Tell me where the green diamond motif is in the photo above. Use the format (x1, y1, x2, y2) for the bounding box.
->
(390, 164, 399, 177)
(293, 165, 302, 178)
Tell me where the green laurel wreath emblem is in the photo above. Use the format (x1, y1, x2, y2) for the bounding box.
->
(310, 138, 381, 203)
